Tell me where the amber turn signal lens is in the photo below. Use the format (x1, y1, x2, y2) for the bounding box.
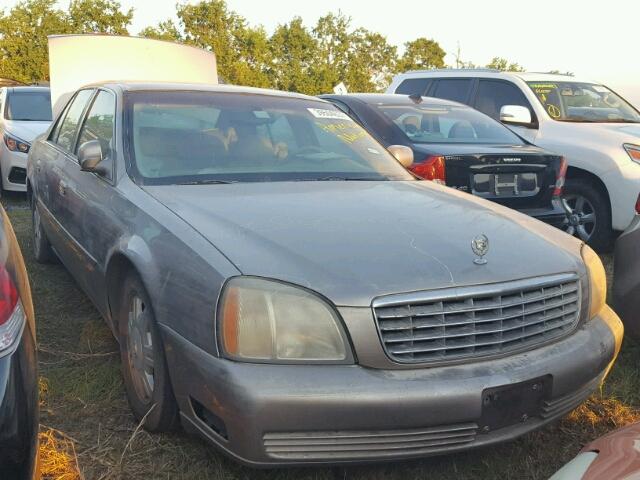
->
(221, 285, 239, 355)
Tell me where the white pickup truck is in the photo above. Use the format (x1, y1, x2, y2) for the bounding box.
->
(386, 70, 640, 250)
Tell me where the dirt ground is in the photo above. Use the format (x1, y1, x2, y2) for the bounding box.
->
(3, 192, 638, 480)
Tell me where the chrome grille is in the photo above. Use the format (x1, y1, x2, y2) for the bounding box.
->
(263, 422, 478, 460)
(373, 274, 581, 364)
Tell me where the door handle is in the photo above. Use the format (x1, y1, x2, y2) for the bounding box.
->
(58, 180, 67, 196)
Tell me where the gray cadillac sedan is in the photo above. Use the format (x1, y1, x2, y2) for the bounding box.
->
(27, 82, 622, 466)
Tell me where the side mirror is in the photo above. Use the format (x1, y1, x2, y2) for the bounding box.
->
(500, 105, 532, 126)
(387, 145, 414, 168)
(78, 140, 103, 172)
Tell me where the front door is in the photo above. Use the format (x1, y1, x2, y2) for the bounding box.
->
(56, 89, 118, 307)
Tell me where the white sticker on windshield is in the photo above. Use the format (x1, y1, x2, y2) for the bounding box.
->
(307, 108, 352, 121)
(593, 85, 610, 93)
(367, 147, 381, 155)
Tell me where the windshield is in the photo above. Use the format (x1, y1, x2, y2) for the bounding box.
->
(5, 90, 52, 121)
(527, 81, 640, 123)
(376, 103, 525, 145)
(126, 91, 413, 185)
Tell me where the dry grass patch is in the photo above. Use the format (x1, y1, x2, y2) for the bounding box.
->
(39, 429, 82, 480)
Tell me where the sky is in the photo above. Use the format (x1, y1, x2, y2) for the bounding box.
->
(2, 0, 639, 105)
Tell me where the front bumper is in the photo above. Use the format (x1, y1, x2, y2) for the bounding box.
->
(0, 143, 27, 192)
(162, 306, 622, 467)
(613, 215, 640, 339)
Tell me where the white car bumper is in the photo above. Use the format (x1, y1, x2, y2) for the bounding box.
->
(0, 142, 28, 192)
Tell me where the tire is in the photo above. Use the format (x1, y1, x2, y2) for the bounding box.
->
(561, 178, 612, 252)
(31, 199, 56, 263)
(118, 272, 178, 432)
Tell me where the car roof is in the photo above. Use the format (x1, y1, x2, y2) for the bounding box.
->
(394, 69, 597, 84)
(86, 81, 322, 102)
(321, 93, 467, 108)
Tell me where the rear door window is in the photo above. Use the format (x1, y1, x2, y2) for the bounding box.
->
(431, 79, 473, 104)
(475, 80, 533, 120)
(395, 78, 433, 96)
(54, 89, 94, 152)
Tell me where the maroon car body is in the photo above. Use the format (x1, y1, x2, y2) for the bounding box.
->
(553, 422, 640, 479)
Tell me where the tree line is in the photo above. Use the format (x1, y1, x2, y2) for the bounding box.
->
(0, 0, 531, 94)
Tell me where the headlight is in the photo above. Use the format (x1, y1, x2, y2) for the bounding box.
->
(581, 244, 606, 319)
(624, 143, 640, 163)
(3, 133, 30, 153)
(218, 277, 350, 362)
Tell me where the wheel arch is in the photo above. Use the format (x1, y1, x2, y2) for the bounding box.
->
(104, 238, 160, 337)
(565, 166, 612, 219)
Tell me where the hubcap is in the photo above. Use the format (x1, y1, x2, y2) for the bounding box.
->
(127, 295, 155, 403)
(561, 194, 597, 242)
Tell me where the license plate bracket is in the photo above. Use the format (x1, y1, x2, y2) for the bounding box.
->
(479, 376, 552, 433)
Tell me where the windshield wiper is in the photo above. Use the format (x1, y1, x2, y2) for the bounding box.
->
(175, 179, 237, 185)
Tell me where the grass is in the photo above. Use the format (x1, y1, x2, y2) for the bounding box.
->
(2, 191, 639, 479)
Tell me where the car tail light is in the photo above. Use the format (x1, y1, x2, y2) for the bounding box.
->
(0, 265, 18, 326)
(0, 263, 23, 353)
(554, 157, 568, 197)
(636, 194, 640, 214)
(410, 155, 446, 184)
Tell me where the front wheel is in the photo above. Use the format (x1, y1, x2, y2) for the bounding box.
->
(561, 178, 612, 251)
(118, 273, 178, 432)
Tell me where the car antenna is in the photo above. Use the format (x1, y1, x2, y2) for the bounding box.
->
(408, 93, 423, 104)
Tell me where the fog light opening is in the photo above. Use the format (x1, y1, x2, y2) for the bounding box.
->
(190, 397, 228, 440)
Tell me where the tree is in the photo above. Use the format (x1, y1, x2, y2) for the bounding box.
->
(146, 1, 272, 87)
(397, 38, 445, 72)
(268, 17, 320, 94)
(546, 69, 574, 76)
(139, 20, 182, 42)
(312, 12, 396, 93)
(347, 29, 397, 91)
(486, 56, 525, 72)
(68, 0, 132, 35)
(452, 42, 476, 69)
(0, 0, 133, 83)
(0, 0, 69, 83)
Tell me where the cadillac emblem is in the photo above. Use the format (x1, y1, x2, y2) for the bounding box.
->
(471, 234, 489, 265)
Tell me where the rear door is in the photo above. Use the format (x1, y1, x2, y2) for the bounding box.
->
(429, 78, 475, 104)
(394, 78, 434, 96)
(42, 89, 95, 274)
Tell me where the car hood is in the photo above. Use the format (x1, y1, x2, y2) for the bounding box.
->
(603, 123, 640, 138)
(554, 121, 640, 147)
(145, 181, 583, 306)
(4, 120, 50, 142)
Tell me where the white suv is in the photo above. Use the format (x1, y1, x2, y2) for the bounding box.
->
(387, 70, 640, 250)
